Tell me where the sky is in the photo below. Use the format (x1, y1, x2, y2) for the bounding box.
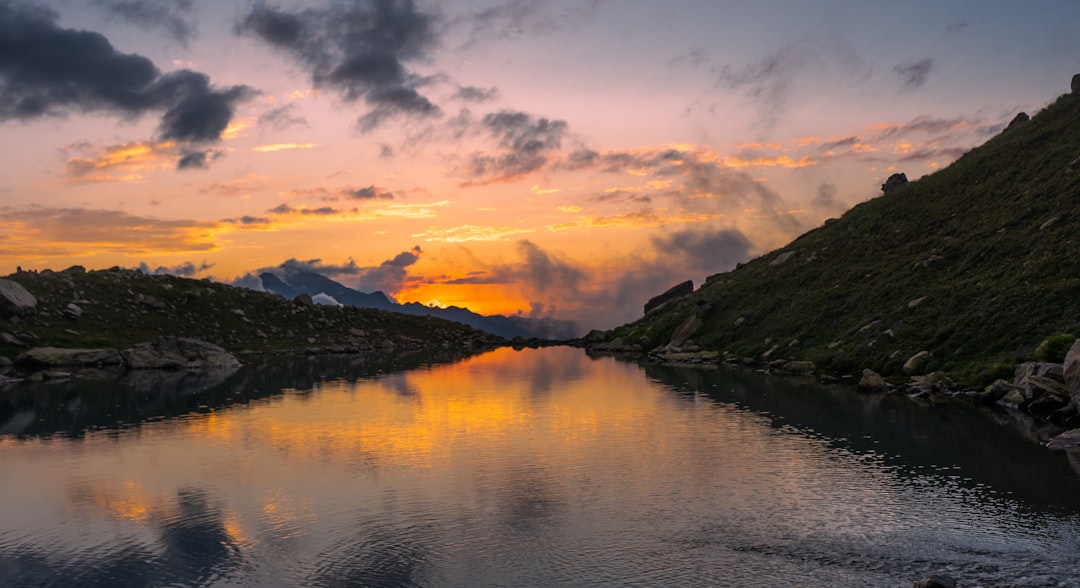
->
(1, 0, 1078, 331)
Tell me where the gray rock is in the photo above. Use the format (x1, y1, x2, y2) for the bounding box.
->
(780, 360, 816, 374)
(1073, 73, 1080, 95)
(1047, 428, 1080, 450)
(17, 347, 122, 367)
(1, 332, 27, 347)
(881, 172, 908, 194)
(1015, 361, 1068, 400)
(1064, 338, 1080, 410)
(63, 303, 83, 319)
(667, 314, 703, 349)
(0, 355, 12, 373)
(0, 279, 37, 318)
(768, 250, 796, 267)
(903, 351, 931, 375)
(293, 293, 314, 306)
(858, 369, 888, 392)
(914, 574, 956, 588)
(1005, 111, 1029, 131)
(980, 378, 1018, 402)
(644, 280, 693, 315)
(997, 388, 1027, 410)
(121, 337, 240, 370)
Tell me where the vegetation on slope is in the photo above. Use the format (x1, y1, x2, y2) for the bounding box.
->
(608, 93, 1080, 387)
(0, 268, 503, 361)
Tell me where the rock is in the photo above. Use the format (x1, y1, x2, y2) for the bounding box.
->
(858, 369, 888, 392)
(137, 294, 166, 310)
(121, 337, 240, 370)
(1005, 112, 1029, 131)
(914, 574, 956, 588)
(907, 296, 927, 309)
(17, 347, 122, 367)
(644, 280, 693, 315)
(733, 316, 745, 327)
(980, 379, 1018, 402)
(349, 328, 367, 337)
(781, 360, 816, 374)
(667, 314, 703, 349)
(881, 172, 908, 194)
(0, 356, 12, 373)
(1047, 428, 1080, 450)
(1039, 216, 1060, 230)
(1, 332, 28, 347)
(1073, 73, 1080, 95)
(1065, 339, 1080, 410)
(997, 388, 1027, 410)
(63, 303, 83, 319)
(293, 293, 314, 306)
(769, 251, 796, 267)
(1014, 361, 1068, 400)
(0, 279, 37, 318)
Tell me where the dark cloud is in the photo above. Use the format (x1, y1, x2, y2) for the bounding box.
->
(452, 84, 498, 103)
(946, 21, 969, 33)
(462, 110, 568, 184)
(378, 143, 394, 158)
(811, 182, 845, 214)
(268, 203, 343, 216)
(220, 215, 271, 226)
(176, 149, 223, 170)
(894, 58, 937, 89)
(94, 0, 196, 45)
(264, 247, 423, 294)
(343, 185, 394, 200)
(875, 115, 982, 138)
(279, 257, 362, 276)
(0, 1, 253, 160)
(257, 103, 308, 129)
(135, 259, 214, 277)
(236, 0, 441, 131)
(716, 37, 866, 131)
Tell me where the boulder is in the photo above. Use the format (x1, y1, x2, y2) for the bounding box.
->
(644, 280, 693, 314)
(903, 351, 931, 375)
(1004, 112, 1029, 131)
(780, 360, 816, 374)
(0, 356, 12, 373)
(0, 279, 37, 318)
(858, 369, 888, 392)
(1073, 73, 1080, 95)
(914, 574, 956, 588)
(881, 172, 908, 194)
(1015, 361, 1069, 400)
(121, 336, 240, 370)
(17, 347, 122, 367)
(293, 293, 314, 306)
(980, 379, 1018, 402)
(667, 314, 703, 349)
(1064, 338, 1080, 409)
(63, 303, 83, 319)
(1047, 428, 1080, 451)
(1, 332, 27, 347)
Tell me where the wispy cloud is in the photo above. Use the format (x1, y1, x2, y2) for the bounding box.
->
(893, 58, 938, 89)
(253, 143, 316, 153)
(413, 224, 536, 243)
(93, 0, 197, 45)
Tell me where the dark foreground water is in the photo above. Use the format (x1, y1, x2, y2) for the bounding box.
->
(2, 347, 1080, 587)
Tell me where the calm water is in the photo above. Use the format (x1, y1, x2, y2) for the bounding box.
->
(2, 347, 1080, 587)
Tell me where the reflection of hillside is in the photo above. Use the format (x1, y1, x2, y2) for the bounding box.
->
(643, 362, 1080, 512)
(0, 349, 478, 438)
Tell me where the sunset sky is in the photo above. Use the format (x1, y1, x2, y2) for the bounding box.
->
(1, 0, 1077, 330)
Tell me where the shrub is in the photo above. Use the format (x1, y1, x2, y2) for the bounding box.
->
(1035, 334, 1076, 363)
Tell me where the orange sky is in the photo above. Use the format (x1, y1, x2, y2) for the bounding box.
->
(1, 0, 1077, 328)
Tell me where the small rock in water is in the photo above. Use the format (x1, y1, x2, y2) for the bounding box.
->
(913, 574, 956, 588)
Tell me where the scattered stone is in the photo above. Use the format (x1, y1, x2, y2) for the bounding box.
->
(644, 280, 694, 315)
(137, 294, 166, 310)
(667, 314, 703, 349)
(349, 328, 367, 337)
(1047, 428, 1080, 450)
(858, 369, 888, 392)
(1005, 111, 1029, 131)
(881, 172, 908, 194)
(1, 332, 27, 347)
(903, 351, 931, 375)
(761, 344, 780, 360)
(255, 329, 268, 339)
(41, 370, 75, 381)
(17, 347, 122, 368)
(231, 308, 246, 316)
(63, 303, 82, 319)
(914, 573, 956, 588)
(121, 337, 240, 370)
(733, 317, 745, 327)
(907, 297, 927, 309)
(0, 279, 37, 318)
(293, 293, 314, 306)
(780, 360, 816, 374)
(998, 388, 1027, 410)
(980, 379, 1019, 402)
(0, 356, 12, 372)
(769, 251, 796, 267)
(1039, 216, 1060, 230)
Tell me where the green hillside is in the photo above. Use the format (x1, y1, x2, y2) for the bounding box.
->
(607, 92, 1080, 387)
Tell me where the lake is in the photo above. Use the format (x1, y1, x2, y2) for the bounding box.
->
(2, 346, 1079, 587)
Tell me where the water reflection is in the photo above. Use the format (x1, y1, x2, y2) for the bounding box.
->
(1, 347, 1079, 587)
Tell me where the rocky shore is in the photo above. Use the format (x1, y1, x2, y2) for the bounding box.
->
(586, 334, 1080, 453)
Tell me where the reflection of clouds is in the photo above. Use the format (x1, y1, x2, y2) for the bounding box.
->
(312, 517, 433, 587)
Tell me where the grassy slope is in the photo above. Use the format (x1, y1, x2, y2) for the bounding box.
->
(609, 93, 1080, 386)
(0, 269, 503, 360)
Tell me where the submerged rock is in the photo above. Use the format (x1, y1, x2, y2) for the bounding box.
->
(914, 574, 956, 588)
(1046, 428, 1080, 451)
(121, 336, 241, 370)
(858, 369, 888, 392)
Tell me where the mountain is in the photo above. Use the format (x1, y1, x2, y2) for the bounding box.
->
(601, 89, 1080, 387)
(0, 267, 504, 362)
(256, 270, 579, 340)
